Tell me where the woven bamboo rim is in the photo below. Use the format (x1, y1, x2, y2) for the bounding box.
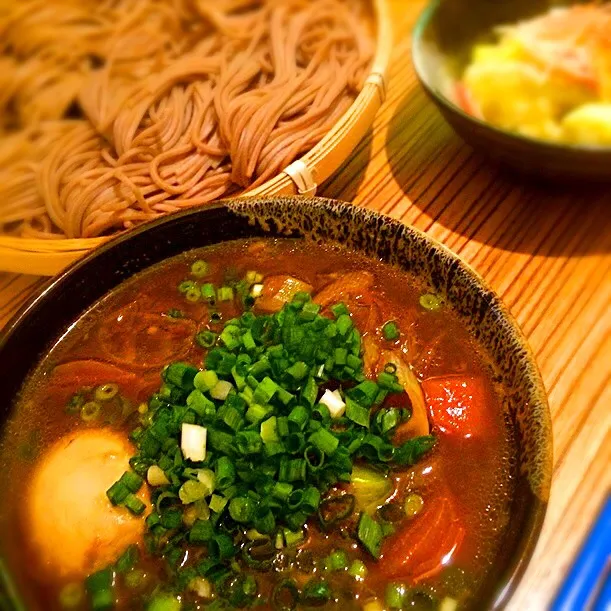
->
(0, 0, 392, 276)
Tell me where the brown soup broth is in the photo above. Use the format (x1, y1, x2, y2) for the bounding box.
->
(0, 239, 516, 610)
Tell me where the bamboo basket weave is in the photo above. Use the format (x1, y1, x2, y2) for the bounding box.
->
(0, 0, 392, 276)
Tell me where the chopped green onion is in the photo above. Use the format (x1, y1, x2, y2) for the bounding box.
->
(301, 486, 321, 512)
(118, 289, 440, 606)
(220, 325, 240, 350)
(218, 404, 243, 430)
(242, 329, 256, 351)
(254, 509, 276, 534)
(350, 380, 379, 407)
(85, 567, 114, 611)
(285, 432, 305, 454)
(189, 519, 215, 544)
(283, 528, 305, 547)
(229, 496, 256, 524)
(254, 377, 279, 404)
(123, 494, 146, 515)
(81, 401, 101, 422)
(186, 287, 201, 303)
(191, 260, 210, 278)
(287, 489, 304, 510)
(285, 361, 309, 381)
(115, 545, 139, 574)
(382, 321, 400, 341)
(245, 403, 270, 424)
(308, 428, 338, 455)
(326, 549, 349, 571)
(319, 389, 345, 419)
(181, 423, 207, 462)
(95, 384, 119, 402)
(106, 481, 129, 506)
(179, 480, 209, 504)
(179, 280, 198, 294)
(195, 331, 217, 349)
(164, 363, 198, 389)
(331, 303, 350, 317)
(209, 494, 228, 514)
(279, 458, 307, 482)
(318, 495, 355, 528)
(215, 456, 236, 489)
(384, 362, 397, 374)
(348, 559, 368, 580)
(302, 578, 333, 605)
(186, 390, 215, 418)
(336, 314, 353, 336)
(345, 398, 370, 428)
(194, 370, 218, 392)
(419, 293, 443, 311)
(245, 270, 263, 284)
(261, 416, 279, 444)
(394, 435, 436, 466)
(251, 283, 264, 298)
(119, 471, 143, 493)
(404, 493, 425, 518)
(201, 283, 216, 305)
(209, 534, 235, 560)
(351, 465, 392, 515)
(235, 430, 263, 455)
(147, 593, 182, 611)
(272, 481, 293, 502)
(304, 445, 324, 471)
(385, 583, 407, 609)
(357, 512, 383, 558)
(217, 286, 234, 302)
(147, 465, 170, 487)
(287, 405, 309, 431)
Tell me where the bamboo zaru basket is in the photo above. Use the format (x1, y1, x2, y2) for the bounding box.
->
(0, 0, 391, 276)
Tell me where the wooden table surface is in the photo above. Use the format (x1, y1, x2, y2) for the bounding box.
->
(1, 1, 610, 609)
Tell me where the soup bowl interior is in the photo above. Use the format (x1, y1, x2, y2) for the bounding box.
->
(0, 196, 552, 610)
(411, 0, 611, 180)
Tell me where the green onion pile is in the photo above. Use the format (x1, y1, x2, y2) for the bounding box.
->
(100, 289, 436, 609)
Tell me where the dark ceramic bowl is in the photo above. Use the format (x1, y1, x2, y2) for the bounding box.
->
(412, 0, 611, 181)
(0, 197, 552, 610)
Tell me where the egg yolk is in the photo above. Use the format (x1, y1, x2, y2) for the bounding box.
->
(25, 429, 147, 579)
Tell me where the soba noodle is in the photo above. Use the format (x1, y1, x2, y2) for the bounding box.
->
(0, 0, 374, 239)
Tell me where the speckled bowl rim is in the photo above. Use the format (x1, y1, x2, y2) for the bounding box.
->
(0, 196, 552, 610)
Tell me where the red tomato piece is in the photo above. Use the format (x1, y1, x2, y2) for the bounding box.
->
(378, 496, 464, 583)
(422, 375, 486, 438)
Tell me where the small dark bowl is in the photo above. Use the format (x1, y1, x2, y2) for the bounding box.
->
(0, 197, 552, 610)
(412, 0, 611, 181)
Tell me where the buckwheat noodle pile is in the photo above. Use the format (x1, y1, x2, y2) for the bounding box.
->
(0, 0, 374, 239)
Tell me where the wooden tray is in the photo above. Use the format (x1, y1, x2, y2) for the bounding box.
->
(0, 0, 392, 276)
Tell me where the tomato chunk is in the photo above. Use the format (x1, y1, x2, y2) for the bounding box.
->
(422, 375, 486, 438)
(378, 495, 464, 583)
